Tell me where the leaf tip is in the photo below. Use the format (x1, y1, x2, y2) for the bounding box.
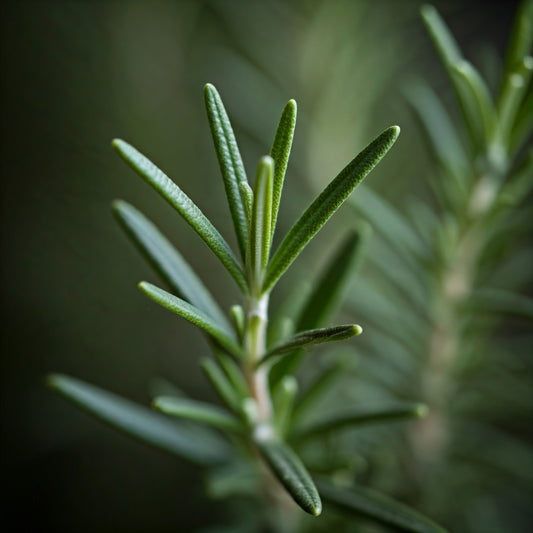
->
(352, 324, 363, 336)
(415, 403, 429, 418)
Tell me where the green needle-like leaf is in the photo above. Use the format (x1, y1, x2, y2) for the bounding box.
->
(318, 480, 448, 533)
(502, 0, 533, 77)
(255, 434, 322, 516)
(213, 347, 249, 400)
(293, 403, 428, 440)
(420, 5, 483, 146)
(248, 156, 274, 288)
(274, 376, 298, 437)
(112, 139, 246, 292)
(264, 126, 400, 293)
(139, 282, 242, 359)
(201, 358, 242, 415)
(261, 324, 362, 366)
(153, 396, 243, 432)
(112, 200, 229, 330)
(204, 83, 250, 260)
(270, 99, 297, 236)
(451, 60, 497, 145)
(47, 373, 230, 465)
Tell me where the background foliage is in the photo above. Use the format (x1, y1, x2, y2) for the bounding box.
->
(1, 1, 529, 532)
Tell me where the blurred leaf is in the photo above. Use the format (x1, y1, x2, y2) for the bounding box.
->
(139, 282, 242, 359)
(318, 480, 448, 533)
(213, 347, 249, 400)
(502, 0, 533, 77)
(204, 83, 250, 260)
(201, 358, 243, 415)
(270, 99, 297, 236)
(255, 434, 322, 516)
(46, 373, 230, 465)
(153, 396, 243, 432)
(112, 200, 229, 330)
(293, 362, 347, 422)
(470, 288, 533, 319)
(420, 5, 483, 146)
(264, 126, 400, 293)
(274, 375, 298, 436)
(112, 139, 247, 291)
(292, 403, 427, 440)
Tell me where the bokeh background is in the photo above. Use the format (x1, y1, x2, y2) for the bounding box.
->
(1, 1, 529, 532)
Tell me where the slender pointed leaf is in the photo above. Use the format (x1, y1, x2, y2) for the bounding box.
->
(153, 396, 243, 432)
(201, 358, 242, 414)
(112, 200, 230, 330)
(261, 324, 362, 366)
(498, 56, 533, 144)
(213, 347, 249, 400)
(204, 83, 249, 260)
(255, 435, 322, 516)
(502, 0, 533, 78)
(248, 156, 274, 287)
(139, 282, 242, 358)
(420, 5, 483, 146)
(264, 126, 400, 293)
(46, 373, 230, 465)
(452, 60, 497, 145)
(112, 139, 246, 291)
(318, 480, 448, 533)
(274, 376, 298, 437)
(293, 403, 428, 441)
(270, 99, 297, 235)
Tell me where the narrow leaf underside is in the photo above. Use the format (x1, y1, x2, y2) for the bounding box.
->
(47, 373, 230, 465)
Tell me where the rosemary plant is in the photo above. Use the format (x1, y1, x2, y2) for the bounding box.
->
(348, 2, 533, 531)
(46, 83, 449, 531)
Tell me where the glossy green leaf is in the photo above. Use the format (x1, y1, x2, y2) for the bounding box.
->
(248, 156, 274, 288)
(204, 83, 249, 260)
(112, 200, 229, 330)
(112, 139, 247, 291)
(201, 358, 242, 414)
(270, 99, 297, 235)
(255, 435, 322, 516)
(153, 396, 242, 432)
(261, 324, 362, 366)
(318, 480, 448, 533)
(139, 282, 242, 359)
(46, 373, 230, 465)
(293, 403, 428, 440)
(263, 126, 400, 293)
